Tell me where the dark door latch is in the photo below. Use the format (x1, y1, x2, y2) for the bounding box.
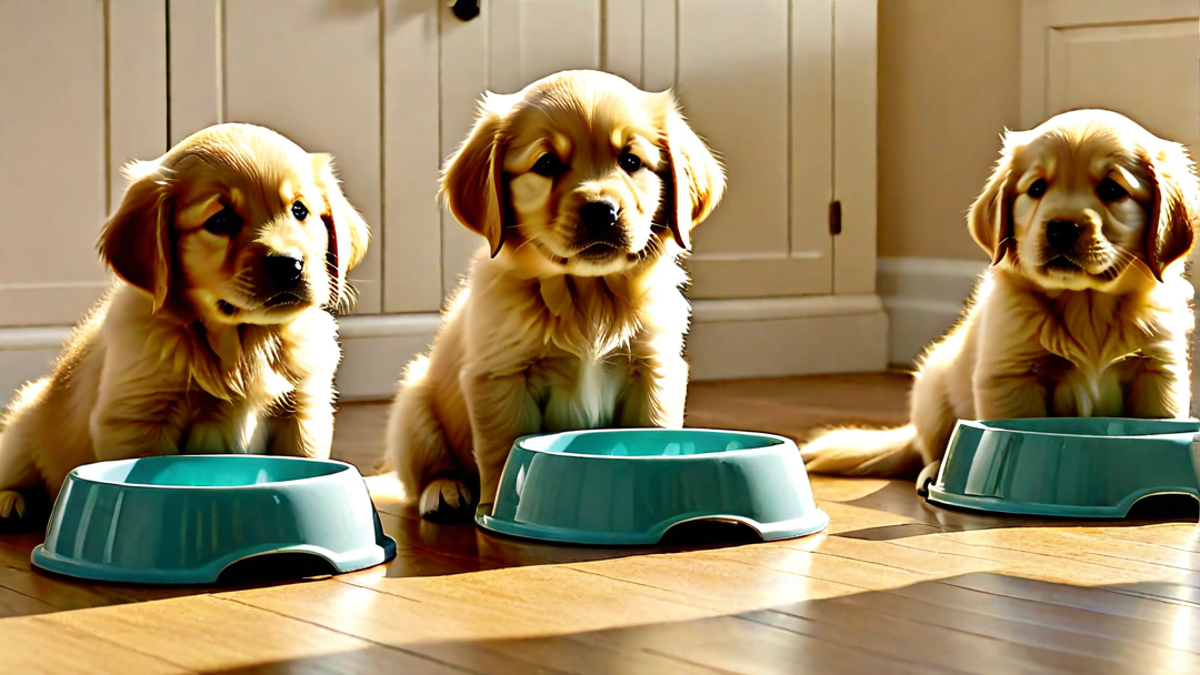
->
(450, 0, 480, 21)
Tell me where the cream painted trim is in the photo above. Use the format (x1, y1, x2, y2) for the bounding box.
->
(0, 326, 72, 351)
(877, 256, 985, 367)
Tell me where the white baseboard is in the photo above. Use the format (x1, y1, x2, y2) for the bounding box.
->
(0, 294, 891, 403)
(687, 295, 888, 382)
(876, 256, 985, 367)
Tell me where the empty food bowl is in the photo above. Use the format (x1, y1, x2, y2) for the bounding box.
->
(31, 455, 397, 585)
(476, 428, 830, 545)
(925, 417, 1200, 518)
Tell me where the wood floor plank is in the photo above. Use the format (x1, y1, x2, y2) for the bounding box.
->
(224, 575, 727, 675)
(1079, 523, 1200, 552)
(940, 573, 1200, 629)
(0, 616, 188, 674)
(557, 553, 1073, 672)
(978, 529, 1200, 572)
(29, 592, 459, 674)
(882, 578, 1200, 654)
(788, 585, 1200, 668)
(751, 606, 1132, 675)
(699, 538, 1200, 653)
(0, 584, 59, 618)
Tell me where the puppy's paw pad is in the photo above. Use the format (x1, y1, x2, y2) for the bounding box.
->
(419, 478, 474, 523)
(0, 491, 27, 521)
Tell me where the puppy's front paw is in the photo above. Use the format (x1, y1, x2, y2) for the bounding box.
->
(419, 477, 474, 523)
(0, 490, 27, 521)
(916, 460, 942, 497)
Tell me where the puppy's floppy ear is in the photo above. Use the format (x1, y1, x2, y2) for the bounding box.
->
(441, 93, 517, 258)
(654, 91, 726, 250)
(968, 130, 1024, 266)
(313, 153, 371, 307)
(1140, 140, 1199, 282)
(97, 160, 175, 312)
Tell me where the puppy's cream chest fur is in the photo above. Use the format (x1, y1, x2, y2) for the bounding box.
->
(526, 353, 633, 431)
(1032, 353, 1146, 417)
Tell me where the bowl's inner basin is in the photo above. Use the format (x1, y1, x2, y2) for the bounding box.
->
(75, 455, 348, 488)
(979, 417, 1200, 437)
(519, 429, 785, 458)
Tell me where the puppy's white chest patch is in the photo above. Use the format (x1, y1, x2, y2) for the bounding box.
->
(530, 355, 630, 432)
(1051, 366, 1126, 418)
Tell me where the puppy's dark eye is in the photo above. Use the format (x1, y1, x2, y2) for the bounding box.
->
(1027, 178, 1047, 199)
(203, 208, 242, 236)
(531, 154, 567, 177)
(1097, 178, 1128, 202)
(291, 201, 309, 221)
(618, 152, 642, 173)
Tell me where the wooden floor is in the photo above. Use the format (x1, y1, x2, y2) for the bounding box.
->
(3, 372, 1200, 674)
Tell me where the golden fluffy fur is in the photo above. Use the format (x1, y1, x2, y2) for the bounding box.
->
(801, 109, 1200, 488)
(385, 70, 725, 520)
(0, 123, 370, 522)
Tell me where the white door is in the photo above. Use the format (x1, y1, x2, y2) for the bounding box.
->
(0, 0, 166, 327)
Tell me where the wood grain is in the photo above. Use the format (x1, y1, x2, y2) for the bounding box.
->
(1, 373, 1198, 674)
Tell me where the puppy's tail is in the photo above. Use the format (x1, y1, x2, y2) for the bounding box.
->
(799, 424, 923, 478)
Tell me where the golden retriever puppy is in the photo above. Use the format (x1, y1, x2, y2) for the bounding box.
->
(801, 109, 1199, 489)
(386, 70, 725, 520)
(0, 123, 370, 522)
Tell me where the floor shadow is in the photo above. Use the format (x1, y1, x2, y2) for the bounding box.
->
(200, 573, 1200, 674)
(835, 480, 1200, 542)
(0, 499, 762, 621)
(373, 505, 770, 579)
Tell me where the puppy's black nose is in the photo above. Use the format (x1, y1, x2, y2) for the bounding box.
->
(579, 200, 619, 229)
(264, 253, 304, 287)
(1045, 220, 1082, 252)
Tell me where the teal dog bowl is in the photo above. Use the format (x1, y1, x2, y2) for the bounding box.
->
(926, 418, 1200, 518)
(476, 428, 829, 545)
(31, 455, 396, 585)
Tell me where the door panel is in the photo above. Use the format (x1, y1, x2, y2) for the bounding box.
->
(676, 0, 833, 299)
(0, 0, 166, 327)
(382, 0, 443, 313)
(1047, 21, 1198, 153)
(170, 0, 384, 314)
(1022, 0, 1199, 153)
(439, 0, 604, 298)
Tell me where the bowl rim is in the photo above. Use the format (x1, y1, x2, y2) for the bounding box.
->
(959, 417, 1200, 441)
(67, 454, 357, 491)
(512, 427, 796, 461)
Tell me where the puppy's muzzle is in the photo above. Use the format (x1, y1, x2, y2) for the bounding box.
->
(573, 199, 629, 260)
(1045, 220, 1083, 253)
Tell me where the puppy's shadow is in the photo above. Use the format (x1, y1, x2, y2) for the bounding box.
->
(834, 480, 1199, 542)
(373, 504, 764, 580)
